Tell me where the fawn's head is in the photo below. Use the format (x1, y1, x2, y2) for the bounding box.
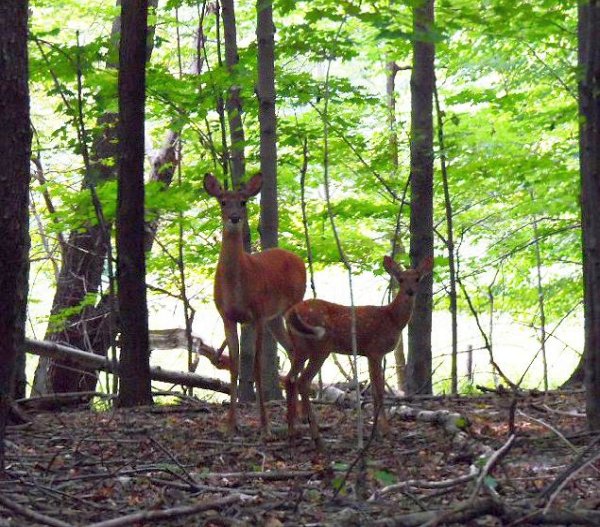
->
(204, 173, 262, 232)
(383, 255, 433, 297)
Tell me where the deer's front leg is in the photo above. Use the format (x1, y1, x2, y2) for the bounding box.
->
(368, 356, 390, 435)
(223, 319, 240, 434)
(253, 320, 271, 437)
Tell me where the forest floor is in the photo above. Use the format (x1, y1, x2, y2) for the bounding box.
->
(2, 388, 600, 527)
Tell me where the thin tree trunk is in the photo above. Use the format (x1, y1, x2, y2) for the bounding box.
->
(579, 0, 600, 430)
(407, 0, 435, 396)
(434, 81, 458, 394)
(386, 59, 407, 392)
(32, 0, 160, 396)
(221, 0, 246, 184)
(0, 0, 31, 470)
(220, 0, 257, 402)
(530, 190, 548, 391)
(256, 0, 281, 400)
(116, 0, 152, 407)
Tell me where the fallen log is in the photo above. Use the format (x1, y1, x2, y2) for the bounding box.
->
(148, 328, 232, 371)
(24, 338, 230, 394)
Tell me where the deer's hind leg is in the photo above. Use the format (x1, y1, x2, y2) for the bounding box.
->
(297, 353, 328, 449)
(267, 316, 293, 354)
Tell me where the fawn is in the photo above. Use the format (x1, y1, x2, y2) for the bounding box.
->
(284, 255, 433, 447)
(204, 173, 307, 435)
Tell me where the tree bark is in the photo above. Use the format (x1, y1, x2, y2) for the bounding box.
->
(386, 60, 408, 392)
(221, 0, 246, 185)
(221, 0, 256, 402)
(255, 0, 282, 401)
(32, 0, 159, 396)
(407, 0, 435, 396)
(116, 0, 152, 407)
(0, 0, 31, 470)
(579, 0, 600, 430)
(562, 354, 585, 388)
(434, 82, 458, 394)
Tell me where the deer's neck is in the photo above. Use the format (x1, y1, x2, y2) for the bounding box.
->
(388, 291, 416, 327)
(218, 228, 248, 286)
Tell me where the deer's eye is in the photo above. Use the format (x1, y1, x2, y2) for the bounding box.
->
(398, 278, 404, 284)
(240, 200, 247, 206)
(220, 200, 227, 207)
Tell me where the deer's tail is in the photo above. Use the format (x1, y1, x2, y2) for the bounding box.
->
(286, 308, 326, 339)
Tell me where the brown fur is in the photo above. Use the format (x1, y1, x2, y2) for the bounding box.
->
(284, 256, 433, 447)
(204, 173, 307, 435)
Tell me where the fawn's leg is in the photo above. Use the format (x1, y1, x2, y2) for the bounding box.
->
(253, 321, 270, 436)
(368, 356, 389, 434)
(298, 354, 328, 448)
(284, 349, 308, 438)
(223, 319, 239, 434)
(267, 316, 293, 355)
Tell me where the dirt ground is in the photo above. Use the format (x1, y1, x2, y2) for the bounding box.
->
(2, 389, 599, 526)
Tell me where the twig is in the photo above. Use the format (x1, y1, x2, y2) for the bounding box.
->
(194, 469, 316, 481)
(84, 494, 245, 527)
(540, 435, 600, 512)
(517, 409, 579, 454)
(469, 434, 515, 500)
(372, 497, 600, 526)
(0, 492, 74, 527)
(369, 466, 478, 501)
(418, 434, 516, 527)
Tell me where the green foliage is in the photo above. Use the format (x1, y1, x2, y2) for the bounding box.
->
(373, 469, 397, 486)
(27, 0, 583, 390)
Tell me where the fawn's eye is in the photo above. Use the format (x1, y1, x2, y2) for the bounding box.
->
(220, 200, 226, 207)
(240, 200, 247, 206)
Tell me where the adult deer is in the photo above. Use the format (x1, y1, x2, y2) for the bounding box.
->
(204, 173, 306, 435)
(285, 255, 433, 447)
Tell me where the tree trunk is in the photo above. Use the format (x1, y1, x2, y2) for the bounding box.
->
(579, 0, 600, 430)
(32, 0, 159, 396)
(0, 0, 31, 470)
(407, 0, 435, 396)
(116, 0, 152, 407)
(434, 82, 458, 394)
(386, 59, 407, 392)
(256, 0, 282, 400)
(221, 0, 256, 402)
(562, 354, 585, 388)
(221, 0, 246, 184)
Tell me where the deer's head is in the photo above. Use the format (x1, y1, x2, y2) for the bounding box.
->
(383, 255, 433, 297)
(204, 173, 262, 232)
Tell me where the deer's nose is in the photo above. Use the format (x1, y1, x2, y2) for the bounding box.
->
(230, 215, 241, 224)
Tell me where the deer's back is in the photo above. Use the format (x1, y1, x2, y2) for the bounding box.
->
(292, 299, 401, 357)
(216, 248, 306, 322)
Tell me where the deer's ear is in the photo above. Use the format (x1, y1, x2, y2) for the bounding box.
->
(418, 256, 434, 276)
(383, 255, 402, 275)
(242, 173, 263, 197)
(203, 173, 223, 198)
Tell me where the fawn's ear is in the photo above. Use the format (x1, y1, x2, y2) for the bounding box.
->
(203, 173, 223, 198)
(383, 255, 402, 275)
(242, 172, 263, 197)
(417, 256, 434, 276)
